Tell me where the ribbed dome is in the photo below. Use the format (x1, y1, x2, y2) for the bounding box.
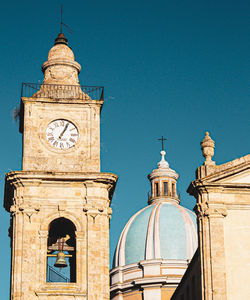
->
(113, 201, 197, 267)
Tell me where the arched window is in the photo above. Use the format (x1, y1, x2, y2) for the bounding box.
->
(46, 217, 76, 283)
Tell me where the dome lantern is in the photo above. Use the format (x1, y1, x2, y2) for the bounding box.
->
(148, 150, 179, 204)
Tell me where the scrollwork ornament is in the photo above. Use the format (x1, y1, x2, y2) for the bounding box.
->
(12, 203, 40, 222)
(194, 202, 208, 218)
(204, 207, 228, 218)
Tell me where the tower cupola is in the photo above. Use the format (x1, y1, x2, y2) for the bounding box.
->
(42, 33, 81, 85)
(33, 33, 91, 100)
(148, 150, 179, 204)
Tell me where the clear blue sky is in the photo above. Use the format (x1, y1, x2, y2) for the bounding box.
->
(0, 0, 249, 297)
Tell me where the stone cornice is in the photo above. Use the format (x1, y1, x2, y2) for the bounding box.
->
(42, 59, 81, 74)
(5, 171, 118, 211)
(192, 155, 249, 183)
(21, 96, 104, 106)
(5, 170, 118, 186)
(110, 259, 189, 275)
(188, 155, 250, 198)
(187, 179, 250, 198)
(110, 258, 188, 296)
(110, 275, 181, 294)
(133, 276, 167, 286)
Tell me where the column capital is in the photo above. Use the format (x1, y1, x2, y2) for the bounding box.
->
(195, 203, 227, 218)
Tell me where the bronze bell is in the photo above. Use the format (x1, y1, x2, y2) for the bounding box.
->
(54, 251, 67, 268)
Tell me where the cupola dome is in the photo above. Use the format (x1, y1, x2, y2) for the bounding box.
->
(113, 200, 197, 268)
(110, 150, 198, 300)
(42, 33, 81, 85)
(33, 33, 91, 100)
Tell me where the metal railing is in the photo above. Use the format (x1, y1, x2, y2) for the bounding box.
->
(21, 83, 104, 101)
(47, 265, 70, 283)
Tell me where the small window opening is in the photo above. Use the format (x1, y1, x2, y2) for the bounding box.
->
(163, 182, 168, 196)
(155, 182, 159, 197)
(172, 183, 175, 196)
(47, 217, 76, 283)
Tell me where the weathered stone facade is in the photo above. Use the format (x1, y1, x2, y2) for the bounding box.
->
(173, 132, 250, 300)
(4, 33, 117, 299)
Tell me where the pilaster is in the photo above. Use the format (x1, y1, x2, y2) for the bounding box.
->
(194, 193, 228, 300)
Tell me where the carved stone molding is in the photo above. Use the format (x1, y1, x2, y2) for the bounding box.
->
(194, 202, 208, 218)
(204, 207, 228, 218)
(83, 204, 112, 218)
(10, 203, 40, 221)
(195, 203, 227, 218)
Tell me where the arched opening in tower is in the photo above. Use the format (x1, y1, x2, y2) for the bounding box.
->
(46, 217, 76, 283)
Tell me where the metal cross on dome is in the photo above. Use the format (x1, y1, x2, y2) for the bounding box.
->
(157, 136, 167, 151)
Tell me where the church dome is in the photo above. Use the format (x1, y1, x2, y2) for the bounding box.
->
(113, 201, 197, 267)
(110, 149, 198, 300)
(112, 150, 198, 268)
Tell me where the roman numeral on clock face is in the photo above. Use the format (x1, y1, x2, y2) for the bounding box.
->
(46, 119, 79, 150)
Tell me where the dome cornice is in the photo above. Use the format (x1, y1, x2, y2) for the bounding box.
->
(42, 59, 81, 74)
(148, 168, 179, 181)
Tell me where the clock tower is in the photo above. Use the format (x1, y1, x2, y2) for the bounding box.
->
(4, 33, 117, 300)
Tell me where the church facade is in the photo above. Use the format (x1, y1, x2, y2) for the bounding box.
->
(111, 131, 250, 300)
(3, 33, 250, 300)
(172, 133, 250, 300)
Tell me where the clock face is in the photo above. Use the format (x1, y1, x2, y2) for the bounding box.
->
(46, 119, 79, 150)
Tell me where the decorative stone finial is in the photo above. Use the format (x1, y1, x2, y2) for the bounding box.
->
(157, 150, 169, 169)
(200, 131, 215, 165)
(54, 33, 68, 45)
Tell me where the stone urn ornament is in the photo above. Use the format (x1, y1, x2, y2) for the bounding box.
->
(200, 132, 215, 165)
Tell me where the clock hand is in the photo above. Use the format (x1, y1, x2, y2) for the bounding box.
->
(58, 123, 69, 140)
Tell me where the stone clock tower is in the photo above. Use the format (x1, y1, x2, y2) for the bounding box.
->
(4, 33, 117, 300)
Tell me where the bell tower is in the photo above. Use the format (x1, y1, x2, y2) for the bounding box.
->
(4, 33, 117, 300)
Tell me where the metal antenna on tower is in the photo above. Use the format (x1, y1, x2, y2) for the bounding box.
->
(60, 4, 73, 34)
(60, 4, 63, 33)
